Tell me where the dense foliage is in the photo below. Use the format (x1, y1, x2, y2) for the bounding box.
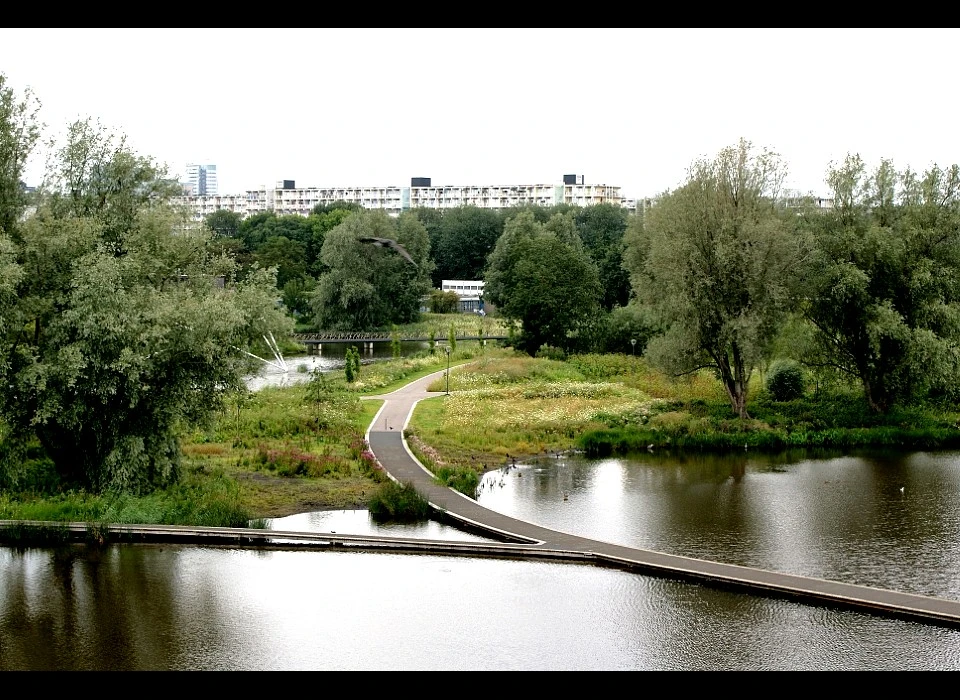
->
(0, 76, 291, 493)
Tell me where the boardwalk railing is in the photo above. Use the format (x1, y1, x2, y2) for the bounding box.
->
(292, 333, 507, 344)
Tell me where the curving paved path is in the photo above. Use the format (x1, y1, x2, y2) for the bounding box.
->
(364, 367, 960, 629)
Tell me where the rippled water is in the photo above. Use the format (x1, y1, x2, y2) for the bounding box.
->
(476, 449, 960, 599)
(5, 448, 960, 669)
(3, 545, 959, 670)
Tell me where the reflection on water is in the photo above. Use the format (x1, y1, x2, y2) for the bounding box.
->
(265, 509, 494, 542)
(476, 449, 960, 599)
(7, 447, 960, 669)
(245, 343, 430, 391)
(3, 545, 960, 670)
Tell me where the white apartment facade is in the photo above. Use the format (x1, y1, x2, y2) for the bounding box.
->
(440, 280, 485, 313)
(174, 176, 623, 223)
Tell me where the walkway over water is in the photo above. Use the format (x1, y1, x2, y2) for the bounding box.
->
(293, 332, 507, 346)
(362, 367, 960, 630)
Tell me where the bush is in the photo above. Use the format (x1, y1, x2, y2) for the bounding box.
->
(766, 360, 806, 402)
(535, 344, 567, 361)
(367, 480, 431, 523)
(434, 466, 480, 497)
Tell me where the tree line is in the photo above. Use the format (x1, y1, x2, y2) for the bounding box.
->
(202, 139, 960, 422)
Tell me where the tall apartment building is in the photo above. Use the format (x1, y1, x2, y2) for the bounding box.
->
(175, 175, 622, 222)
(184, 164, 218, 196)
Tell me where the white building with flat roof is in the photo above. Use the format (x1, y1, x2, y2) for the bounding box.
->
(174, 175, 622, 223)
(441, 280, 485, 313)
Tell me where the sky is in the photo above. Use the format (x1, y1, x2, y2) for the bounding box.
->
(2, 28, 958, 200)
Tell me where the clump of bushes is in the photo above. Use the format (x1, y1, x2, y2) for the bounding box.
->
(766, 360, 806, 402)
(535, 344, 567, 361)
(367, 480, 431, 523)
(434, 466, 480, 497)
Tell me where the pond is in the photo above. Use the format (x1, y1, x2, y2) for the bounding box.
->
(6, 447, 960, 668)
(474, 448, 960, 601)
(244, 342, 430, 391)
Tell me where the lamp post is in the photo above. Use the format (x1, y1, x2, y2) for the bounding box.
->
(631, 338, 637, 356)
(445, 346, 451, 395)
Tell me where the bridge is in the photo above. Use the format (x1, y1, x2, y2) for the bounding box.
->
(292, 332, 508, 352)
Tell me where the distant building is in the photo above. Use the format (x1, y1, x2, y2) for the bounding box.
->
(184, 164, 218, 196)
(441, 280, 485, 313)
(174, 174, 621, 222)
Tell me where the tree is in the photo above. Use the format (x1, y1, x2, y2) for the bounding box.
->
(574, 203, 631, 310)
(428, 289, 459, 314)
(428, 206, 504, 286)
(253, 235, 307, 289)
(310, 211, 433, 330)
(204, 209, 242, 239)
(0, 74, 41, 239)
(485, 211, 601, 354)
(0, 116, 291, 493)
(312, 200, 362, 216)
(624, 139, 800, 418)
(800, 155, 960, 412)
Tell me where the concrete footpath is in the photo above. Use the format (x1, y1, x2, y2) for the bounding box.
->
(364, 367, 960, 629)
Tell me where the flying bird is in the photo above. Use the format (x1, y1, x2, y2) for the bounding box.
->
(358, 237, 417, 267)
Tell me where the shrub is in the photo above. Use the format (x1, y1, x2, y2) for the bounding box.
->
(434, 466, 480, 497)
(766, 360, 806, 402)
(390, 325, 401, 358)
(367, 481, 431, 523)
(345, 346, 361, 383)
(535, 344, 567, 361)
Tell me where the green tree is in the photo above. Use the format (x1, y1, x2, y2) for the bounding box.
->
(204, 209, 242, 239)
(574, 203, 631, 310)
(254, 235, 307, 289)
(390, 325, 401, 358)
(428, 206, 504, 286)
(0, 74, 41, 239)
(281, 275, 316, 317)
(624, 139, 800, 418)
(312, 200, 363, 215)
(448, 324, 457, 353)
(344, 346, 360, 383)
(428, 289, 459, 313)
(46, 118, 182, 252)
(485, 212, 601, 355)
(0, 116, 291, 493)
(310, 211, 433, 331)
(800, 155, 960, 412)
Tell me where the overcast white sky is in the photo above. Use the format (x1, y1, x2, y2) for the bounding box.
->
(2, 28, 957, 199)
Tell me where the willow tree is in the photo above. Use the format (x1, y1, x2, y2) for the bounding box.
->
(624, 139, 801, 418)
(310, 210, 434, 331)
(0, 108, 291, 493)
(800, 156, 960, 413)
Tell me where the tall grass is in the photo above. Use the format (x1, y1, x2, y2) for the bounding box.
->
(0, 471, 253, 528)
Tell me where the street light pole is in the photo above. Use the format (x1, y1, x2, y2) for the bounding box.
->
(445, 346, 451, 395)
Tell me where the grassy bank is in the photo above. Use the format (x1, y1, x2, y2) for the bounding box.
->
(404, 352, 960, 480)
(0, 345, 490, 527)
(7, 345, 958, 530)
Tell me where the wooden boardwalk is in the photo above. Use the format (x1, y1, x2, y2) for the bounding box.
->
(362, 367, 960, 630)
(6, 367, 960, 629)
